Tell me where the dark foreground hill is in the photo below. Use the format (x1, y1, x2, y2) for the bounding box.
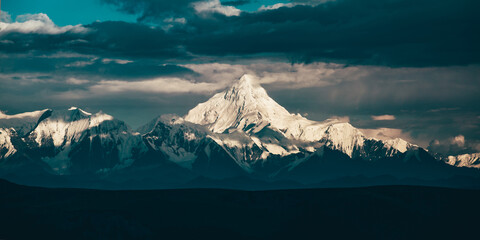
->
(0, 179, 478, 240)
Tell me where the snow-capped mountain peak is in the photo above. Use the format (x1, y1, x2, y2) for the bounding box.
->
(33, 108, 117, 148)
(0, 109, 52, 136)
(184, 74, 414, 158)
(48, 107, 94, 122)
(68, 106, 92, 116)
(1, 107, 145, 174)
(447, 153, 480, 169)
(384, 138, 411, 153)
(185, 74, 300, 134)
(184, 75, 355, 143)
(224, 74, 269, 103)
(0, 88, 473, 188)
(0, 109, 52, 120)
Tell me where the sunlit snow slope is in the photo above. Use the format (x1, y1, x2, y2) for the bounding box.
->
(185, 74, 412, 158)
(447, 153, 480, 169)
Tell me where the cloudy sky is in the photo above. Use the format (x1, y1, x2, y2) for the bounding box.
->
(0, 0, 479, 155)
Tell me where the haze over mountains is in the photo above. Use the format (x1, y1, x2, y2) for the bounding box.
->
(1, 75, 479, 189)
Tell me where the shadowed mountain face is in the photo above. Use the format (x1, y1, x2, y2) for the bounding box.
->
(0, 75, 479, 189)
(0, 179, 479, 240)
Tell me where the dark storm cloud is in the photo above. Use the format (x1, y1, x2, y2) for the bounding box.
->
(80, 21, 186, 59)
(73, 60, 195, 80)
(266, 65, 480, 118)
(222, 0, 252, 7)
(0, 21, 188, 60)
(101, 0, 199, 21)
(0, 53, 194, 80)
(190, 0, 479, 66)
(94, 0, 480, 67)
(428, 133, 480, 157)
(2, 0, 478, 66)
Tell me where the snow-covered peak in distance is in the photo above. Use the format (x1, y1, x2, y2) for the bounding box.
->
(46, 107, 94, 122)
(33, 107, 117, 147)
(0, 106, 145, 174)
(68, 106, 92, 115)
(185, 74, 326, 137)
(185, 74, 294, 134)
(0, 109, 51, 120)
(447, 153, 480, 169)
(184, 74, 411, 157)
(185, 74, 351, 139)
(0, 109, 52, 136)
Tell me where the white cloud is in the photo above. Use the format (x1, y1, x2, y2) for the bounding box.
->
(254, 63, 361, 88)
(475, 143, 480, 152)
(371, 115, 396, 121)
(0, 39, 14, 44)
(258, 3, 296, 11)
(428, 135, 478, 155)
(182, 62, 364, 89)
(0, 13, 89, 35)
(0, 11, 12, 23)
(53, 77, 225, 100)
(193, 0, 241, 17)
(451, 135, 465, 147)
(257, 0, 336, 12)
(330, 115, 350, 122)
(89, 77, 223, 95)
(102, 58, 133, 65)
(163, 17, 187, 24)
(162, 17, 187, 31)
(182, 63, 248, 84)
(65, 58, 98, 67)
(36, 51, 95, 59)
(360, 128, 413, 143)
(66, 77, 90, 85)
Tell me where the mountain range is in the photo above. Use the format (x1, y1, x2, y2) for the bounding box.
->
(1, 74, 479, 189)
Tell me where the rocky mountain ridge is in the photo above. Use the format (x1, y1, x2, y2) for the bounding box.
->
(0, 75, 478, 189)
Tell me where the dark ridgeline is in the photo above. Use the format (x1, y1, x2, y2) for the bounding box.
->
(0, 179, 478, 240)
